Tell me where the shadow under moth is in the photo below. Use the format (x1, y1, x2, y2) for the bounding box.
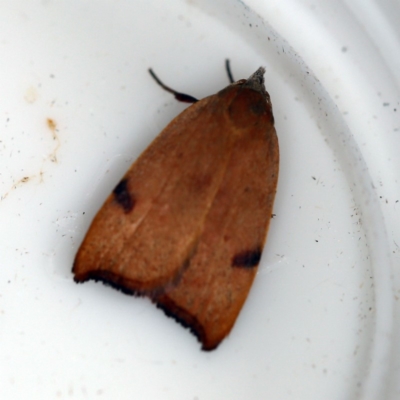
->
(72, 61, 279, 350)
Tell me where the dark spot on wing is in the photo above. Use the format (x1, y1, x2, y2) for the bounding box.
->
(232, 247, 262, 268)
(113, 178, 135, 213)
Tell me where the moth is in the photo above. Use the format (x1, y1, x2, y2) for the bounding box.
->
(73, 61, 279, 350)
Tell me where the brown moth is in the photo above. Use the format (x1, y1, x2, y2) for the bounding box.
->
(73, 62, 279, 350)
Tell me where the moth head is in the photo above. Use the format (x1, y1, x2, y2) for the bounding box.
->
(230, 67, 271, 107)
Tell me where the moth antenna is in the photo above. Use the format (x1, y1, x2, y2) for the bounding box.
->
(225, 59, 234, 83)
(148, 68, 198, 103)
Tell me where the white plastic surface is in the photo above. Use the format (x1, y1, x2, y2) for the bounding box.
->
(0, 1, 398, 399)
